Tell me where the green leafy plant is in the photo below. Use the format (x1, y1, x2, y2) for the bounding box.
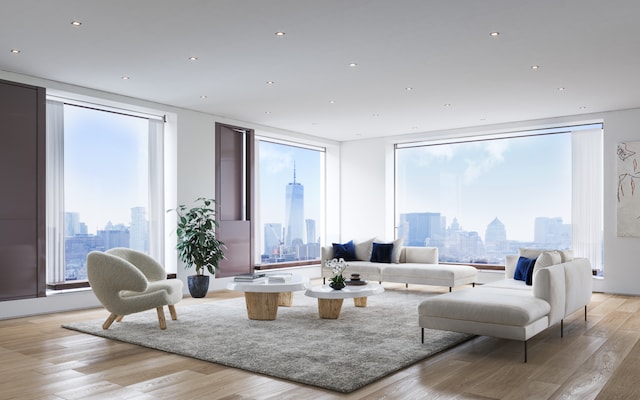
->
(168, 197, 225, 275)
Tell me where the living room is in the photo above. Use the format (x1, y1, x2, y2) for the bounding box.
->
(2, 1, 640, 398)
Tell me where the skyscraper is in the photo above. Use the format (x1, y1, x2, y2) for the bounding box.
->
(130, 206, 148, 253)
(285, 165, 304, 247)
(485, 217, 507, 261)
(306, 219, 317, 244)
(398, 212, 442, 246)
(534, 217, 571, 249)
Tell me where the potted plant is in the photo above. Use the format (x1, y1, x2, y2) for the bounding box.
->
(169, 197, 225, 298)
(326, 258, 347, 290)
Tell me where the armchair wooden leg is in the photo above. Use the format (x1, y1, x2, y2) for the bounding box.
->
(103, 313, 118, 330)
(168, 304, 178, 320)
(156, 307, 167, 330)
(116, 315, 124, 322)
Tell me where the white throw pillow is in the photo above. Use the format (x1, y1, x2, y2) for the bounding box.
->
(536, 251, 561, 269)
(405, 247, 438, 264)
(354, 238, 375, 261)
(532, 251, 562, 283)
(519, 248, 547, 259)
(559, 250, 574, 262)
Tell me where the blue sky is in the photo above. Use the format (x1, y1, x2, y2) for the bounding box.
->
(258, 140, 323, 240)
(64, 105, 148, 234)
(396, 133, 572, 242)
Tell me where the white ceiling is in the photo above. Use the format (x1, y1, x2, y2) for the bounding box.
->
(2, 0, 640, 141)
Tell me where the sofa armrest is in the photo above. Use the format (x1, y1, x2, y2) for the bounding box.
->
(321, 246, 334, 266)
(533, 264, 566, 326)
(564, 258, 593, 316)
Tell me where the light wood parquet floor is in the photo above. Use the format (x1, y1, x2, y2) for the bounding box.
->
(1, 280, 639, 400)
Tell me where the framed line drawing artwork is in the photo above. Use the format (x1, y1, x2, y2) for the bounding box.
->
(617, 141, 640, 236)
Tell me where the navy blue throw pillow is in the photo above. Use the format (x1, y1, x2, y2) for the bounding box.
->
(332, 240, 357, 261)
(370, 242, 394, 263)
(514, 256, 536, 285)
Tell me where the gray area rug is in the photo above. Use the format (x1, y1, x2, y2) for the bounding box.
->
(63, 289, 472, 393)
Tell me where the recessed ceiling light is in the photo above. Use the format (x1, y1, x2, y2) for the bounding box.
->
(489, 31, 500, 37)
(531, 65, 540, 70)
(275, 31, 286, 36)
(558, 87, 565, 91)
(443, 103, 452, 107)
(10, 49, 20, 54)
(188, 56, 198, 61)
(121, 76, 130, 80)
(579, 106, 587, 110)
(329, 100, 336, 104)
(372, 113, 380, 117)
(265, 111, 272, 114)
(405, 87, 413, 91)
(200, 95, 207, 99)
(349, 63, 358, 67)
(71, 20, 82, 26)
(266, 81, 275, 85)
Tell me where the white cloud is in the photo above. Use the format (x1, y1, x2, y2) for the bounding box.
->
(462, 141, 508, 183)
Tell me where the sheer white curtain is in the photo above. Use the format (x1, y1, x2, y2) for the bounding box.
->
(46, 99, 65, 283)
(148, 118, 165, 264)
(572, 128, 603, 271)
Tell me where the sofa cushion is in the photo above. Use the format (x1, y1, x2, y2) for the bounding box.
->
(404, 246, 438, 264)
(418, 287, 551, 327)
(332, 240, 357, 261)
(534, 251, 562, 280)
(514, 256, 536, 285)
(354, 238, 375, 261)
(370, 242, 394, 263)
(381, 263, 476, 285)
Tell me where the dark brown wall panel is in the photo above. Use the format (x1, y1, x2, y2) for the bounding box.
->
(0, 79, 46, 300)
(215, 123, 254, 277)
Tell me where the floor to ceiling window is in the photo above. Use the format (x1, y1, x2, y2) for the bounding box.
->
(255, 138, 324, 266)
(395, 125, 603, 272)
(46, 99, 165, 284)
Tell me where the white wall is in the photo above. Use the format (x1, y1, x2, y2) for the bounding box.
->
(339, 109, 640, 295)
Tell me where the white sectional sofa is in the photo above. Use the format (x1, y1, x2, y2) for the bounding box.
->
(418, 248, 593, 362)
(321, 238, 477, 291)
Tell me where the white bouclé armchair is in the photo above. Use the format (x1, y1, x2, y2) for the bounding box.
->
(87, 248, 183, 330)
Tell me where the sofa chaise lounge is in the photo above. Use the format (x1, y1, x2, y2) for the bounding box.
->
(418, 248, 593, 362)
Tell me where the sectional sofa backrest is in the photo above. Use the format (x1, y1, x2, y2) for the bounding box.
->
(501, 248, 593, 325)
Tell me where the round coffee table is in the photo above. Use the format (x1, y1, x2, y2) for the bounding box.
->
(226, 275, 309, 320)
(304, 283, 384, 319)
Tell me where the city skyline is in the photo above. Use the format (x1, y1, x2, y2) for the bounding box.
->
(396, 132, 572, 242)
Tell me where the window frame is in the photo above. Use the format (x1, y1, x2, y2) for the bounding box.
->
(45, 94, 167, 288)
(253, 135, 326, 269)
(394, 123, 603, 271)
